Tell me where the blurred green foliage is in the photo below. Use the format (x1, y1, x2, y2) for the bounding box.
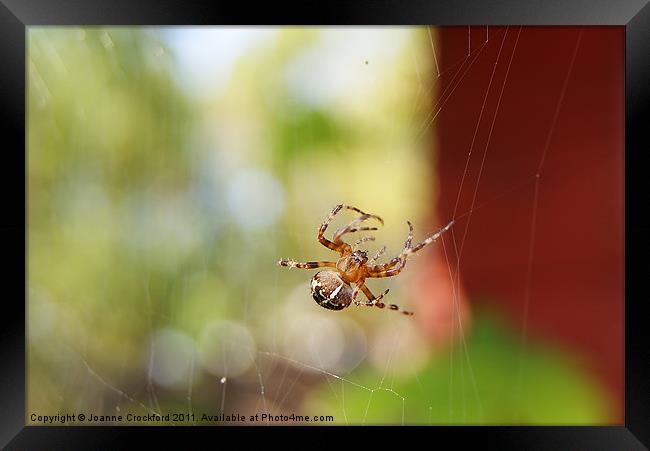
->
(305, 313, 612, 424)
(28, 27, 198, 414)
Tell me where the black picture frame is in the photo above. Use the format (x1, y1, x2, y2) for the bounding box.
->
(2, 1, 648, 448)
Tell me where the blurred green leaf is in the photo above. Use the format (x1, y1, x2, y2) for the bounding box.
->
(304, 312, 612, 424)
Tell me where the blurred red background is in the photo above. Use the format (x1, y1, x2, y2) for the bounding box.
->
(423, 26, 623, 421)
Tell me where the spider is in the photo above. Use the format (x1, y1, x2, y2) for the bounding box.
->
(278, 204, 454, 316)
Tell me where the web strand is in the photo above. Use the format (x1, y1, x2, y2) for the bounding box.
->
(514, 28, 584, 420)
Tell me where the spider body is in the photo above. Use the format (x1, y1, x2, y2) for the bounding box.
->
(310, 271, 354, 311)
(278, 204, 454, 316)
(335, 250, 368, 282)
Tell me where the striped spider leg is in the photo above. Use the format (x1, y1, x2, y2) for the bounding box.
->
(354, 282, 413, 316)
(317, 204, 383, 256)
(367, 220, 455, 279)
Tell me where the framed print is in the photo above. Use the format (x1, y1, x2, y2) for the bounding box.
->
(2, 0, 648, 448)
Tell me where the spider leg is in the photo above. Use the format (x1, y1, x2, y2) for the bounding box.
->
(354, 285, 390, 305)
(368, 245, 386, 265)
(319, 205, 383, 254)
(332, 212, 383, 243)
(318, 205, 351, 254)
(367, 221, 412, 274)
(356, 284, 413, 316)
(371, 221, 413, 269)
(404, 220, 414, 250)
(338, 205, 383, 222)
(277, 259, 337, 269)
(350, 281, 364, 303)
(334, 224, 379, 242)
(368, 220, 452, 277)
(399, 220, 454, 258)
(353, 236, 376, 249)
(367, 259, 408, 278)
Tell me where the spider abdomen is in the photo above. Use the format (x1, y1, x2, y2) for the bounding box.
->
(310, 270, 353, 311)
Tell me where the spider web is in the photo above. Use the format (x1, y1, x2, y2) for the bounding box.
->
(26, 25, 621, 426)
